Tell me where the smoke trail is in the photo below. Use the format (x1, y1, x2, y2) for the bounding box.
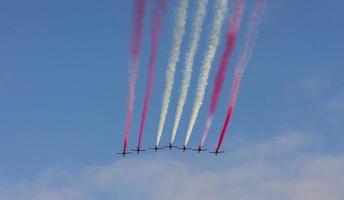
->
(170, 0, 208, 145)
(156, 0, 189, 146)
(137, 0, 168, 149)
(184, 0, 228, 146)
(123, 0, 146, 152)
(216, 0, 266, 151)
(200, 0, 245, 147)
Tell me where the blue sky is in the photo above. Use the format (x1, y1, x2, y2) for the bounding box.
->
(1, 0, 343, 199)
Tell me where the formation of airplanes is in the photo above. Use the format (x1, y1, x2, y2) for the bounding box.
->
(117, 144, 224, 157)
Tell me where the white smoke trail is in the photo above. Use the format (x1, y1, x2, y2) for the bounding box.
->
(184, 0, 228, 146)
(170, 0, 208, 145)
(156, 0, 189, 146)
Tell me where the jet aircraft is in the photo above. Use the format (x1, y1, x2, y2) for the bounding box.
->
(116, 150, 132, 157)
(209, 149, 224, 155)
(192, 146, 207, 153)
(149, 145, 163, 152)
(178, 145, 191, 152)
(131, 147, 146, 154)
(164, 143, 178, 150)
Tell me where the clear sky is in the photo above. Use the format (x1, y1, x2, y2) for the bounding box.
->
(1, 0, 343, 199)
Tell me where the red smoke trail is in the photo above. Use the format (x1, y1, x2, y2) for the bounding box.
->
(200, 0, 245, 147)
(216, 0, 266, 152)
(123, 0, 146, 151)
(215, 72, 240, 151)
(138, 0, 168, 149)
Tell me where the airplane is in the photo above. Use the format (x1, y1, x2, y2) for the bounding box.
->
(192, 146, 207, 153)
(178, 145, 191, 152)
(149, 145, 163, 152)
(209, 149, 224, 155)
(131, 146, 146, 154)
(164, 143, 178, 150)
(116, 150, 132, 157)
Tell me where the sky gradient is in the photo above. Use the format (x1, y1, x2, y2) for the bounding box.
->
(1, 0, 343, 199)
